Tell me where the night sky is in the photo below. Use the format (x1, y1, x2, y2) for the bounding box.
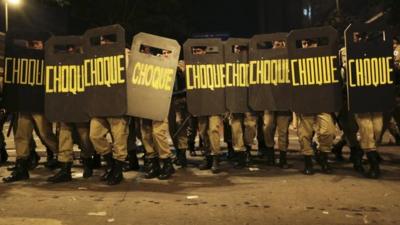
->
(0, 0, 304, 42)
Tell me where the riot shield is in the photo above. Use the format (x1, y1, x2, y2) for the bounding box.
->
(224, 38, 250, 113)
(45, 35, 89, 122)
(127, 32, 180, 121)
(3, 30, 51, 113)
(249, 33, 291, 111)
(83, 24, 127, 117)
(183, 38, 226, 116)
(0, 32, 4, 93)
(287, 26, 342, 113)
(345, 23, 395, 113)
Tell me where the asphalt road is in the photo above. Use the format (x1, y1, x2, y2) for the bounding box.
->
(0, 126, 399, 225)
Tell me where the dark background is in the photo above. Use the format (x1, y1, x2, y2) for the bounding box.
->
(0, 0, 398, 44)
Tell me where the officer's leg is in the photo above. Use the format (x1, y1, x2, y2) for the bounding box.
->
(379, 112, 392, 144)
(141, 119, 160, 179)
(48, 122, 73, 183)
(168, 101, 179, 154)
(150, 120, 170, 155)
(257, 114, 266, 156)
(276, 112, 291, 169)
(3, 113, 33, 183)
(176, 116, 189, 158)
(15, 114, 34, 158)
(75, 123, 95, 177)
(172, 104, 189, 167)
(125, 118, 139, 171)
(387, 117, 400, 144)
(243, 112, 257, 163)
(31, 114, 58, 154)
(355, 113, 381, 178)
(106, 117, 128, 185)
(263, 111, 276, 165)
(208, 115, 222, 174)
(372, 113, 384, 162)
(32, 114, 58, 167)
(30, 126, 56, 170)
(90, 118, 112, 155)
(337, 110, 363, 172)
(316, 113, 335, 174)
(90, 117, 113, 182)
(231, 114, 246, 168)
(372, 113, 384, 144)
(223, 116, 234, 158)
(198, 116, 212, 170)
(187, 117, 198, 156)
(332, 109, 347, 161)
(297, 114, 315, 175)
(153, 120, 174, 180)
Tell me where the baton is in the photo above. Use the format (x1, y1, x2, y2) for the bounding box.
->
(172, 115, 192, 140)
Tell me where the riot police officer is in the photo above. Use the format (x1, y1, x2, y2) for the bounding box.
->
(3, 40, 59, 183)
(140, 49, 175, 180)
(89, 37, 128, 185)
(296, 39, 336, 175)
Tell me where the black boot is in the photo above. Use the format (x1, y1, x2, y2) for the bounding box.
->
(44, 148, 60, 170)
(278, 151, 289, 169)
(188, 141, 196, 156)
(27, 149, 40, 170)
(46, 147, 54, 161)
(45, 149, 59, 170)
(395, 134, 400, 146)
(107, 160, 124, 185)
(158, 158, 175, 180)
(144, 157, 160, 179)
(266, 147, 276, 166)
(366, 151, 381, 179)
(0, 146, 8, 164)
(211, 155, 220, 174)
(82, 158, 93, 178)
(234, 151, 246, 169)
(47, 162, 72, 183)
(3, 159, 30, 183)
(331, 139, 345, 161)
(100, 153, 114, 181)
(123, 150, 140, 171)
(351, 147, 364, 174)
(173, 150, 180, 166)
(199, 155, 212, 170)
(303, 156, 314, 175)
(175, 149, 187, 168)
(92, 153, 102, 169)
(318, 152, 333, 174)
(245, 146, 252, 165)
(349, 146, 357, 162)
(312, 142, 321, 163)
(257, 142, 266, 158)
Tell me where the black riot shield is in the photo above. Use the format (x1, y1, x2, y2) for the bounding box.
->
(224, 38, 250, 113)
(183, 39, 226, 116)
(3, 30, 51, 113)
(127, 33, 180, 121)
(45, 36, 90, 122)
(83, 24, 127, 117)
(345, 23, 395, 113)
(287, 26, 342, 113)
(249, 33, 291, 111)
